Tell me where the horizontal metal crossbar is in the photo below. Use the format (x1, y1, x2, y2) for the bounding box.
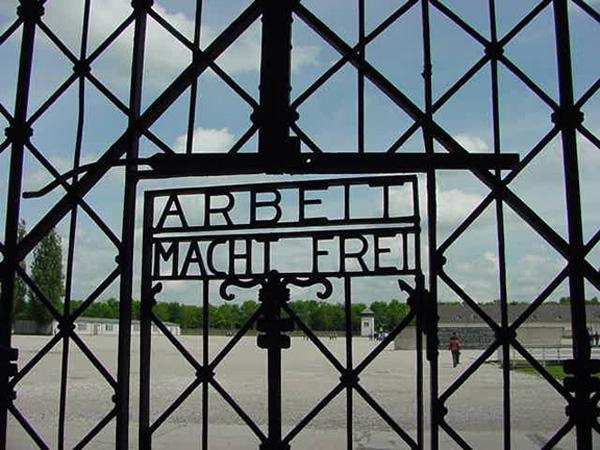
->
(141, 152, 520, 176)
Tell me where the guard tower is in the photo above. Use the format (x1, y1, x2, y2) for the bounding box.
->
(360, 307, 375, 337)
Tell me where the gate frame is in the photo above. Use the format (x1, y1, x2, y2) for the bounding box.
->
(0, 0, 597, 449)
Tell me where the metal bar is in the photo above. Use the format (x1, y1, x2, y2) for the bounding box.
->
(355, 311, 416, 375)
(552, 1, 592, 447)
(150, 312, 202, 371)
(209, 308, 261, 369)
(499, 56, 558, 109)
(210, 378, 267, 442)
(488, 1, 511, 447)
(541, 420, 574, 450)
(439, 420, 473, 450)
(415, 275, 424, 449)
(70, 333, 117, 389)
(9, 333, 62, 388)
(58, 2, 92, 443)
(139, 194, 154, 449)
(575, 78, 600, 108)
(145, 152, 519, 177)
(146, 174, 416, 198)
(150, 378, 202, 434)
(117, 0, 148, 446)
(511, 339, 572, 401)
(72, 408, 117, 450)
(571, 0, 600, 23)
(265, 288, 283, 448)
(344, 276, 353, 450)
(69, 268, 121, 322)
(258, 0, 292, 158)
(358, 0, 365, 154)
(202, 280, 209, 450)
(510, 267, 569, 332)
(185, 0, 203, 154)
(0, 18, 22, 46)
(354, 383, 418, 449)
(439, 271, 500, 332)
(430, 0, 489, 46)
(0, 1, 39, 444)
(498, 0, 552, 47)
(439, 342, 501, 404)
(8, 403, 49, 450)
(420, 0, 439, 447)
(283, 383, 345, 444)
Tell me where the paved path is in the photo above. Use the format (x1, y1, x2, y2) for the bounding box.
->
(6, 335, 596, 449)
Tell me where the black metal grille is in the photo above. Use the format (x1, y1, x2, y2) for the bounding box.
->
(0, 0, 598, 449)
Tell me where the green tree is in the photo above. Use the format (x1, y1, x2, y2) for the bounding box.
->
(29, 228, 64, 331)
(13, 220, 29, 321)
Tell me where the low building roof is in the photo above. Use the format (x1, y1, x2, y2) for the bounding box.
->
(438, 303, 600, 324)
(361, 307, 374, 316)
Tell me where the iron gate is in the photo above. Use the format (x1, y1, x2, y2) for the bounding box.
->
(140, 176, 424, 449)
(0, 0, 598, 448)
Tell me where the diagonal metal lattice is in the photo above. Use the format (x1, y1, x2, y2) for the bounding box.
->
(0, 0, 598, 449)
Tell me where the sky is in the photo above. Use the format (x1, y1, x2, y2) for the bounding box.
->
(0, 0, 598, 308)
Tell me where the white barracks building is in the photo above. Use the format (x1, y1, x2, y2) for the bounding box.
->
(51, 317, 181, 336)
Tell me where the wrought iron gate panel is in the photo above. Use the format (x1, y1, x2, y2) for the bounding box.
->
(0, 0, 597, 449)
(140, 176, 424, 449)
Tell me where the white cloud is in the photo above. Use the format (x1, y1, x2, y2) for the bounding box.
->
(391, 183, 484, 229)
(437, 188, 484, 226)
(37, 0, 320, 89)
(173, 127, 235, 153)
(455, 134, 489, 153)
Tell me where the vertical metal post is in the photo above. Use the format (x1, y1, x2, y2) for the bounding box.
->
(0, 1, 40, 446)
(202, 280, 209, 450)
(552, 1, 591, 448)
(57, 2, 92, 447)
(414, 274, 425, 450)
(117, 0, 149, 447)
(139, 194, 154, 450)
(420, 1, 440, 448)
(257, 274, 291, 450)
(357, 0, 365, 154)
(343, 276, 353, 450)
(257, 0, 294, 160)
(487, 1, 512, 448)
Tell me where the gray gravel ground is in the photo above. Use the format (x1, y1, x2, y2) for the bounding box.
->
(6, 335, 596, 449)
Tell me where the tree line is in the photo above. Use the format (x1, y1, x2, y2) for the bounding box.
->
(68, 297, 410, 332)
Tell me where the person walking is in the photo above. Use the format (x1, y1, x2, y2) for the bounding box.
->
(449, 332, 461, 368)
